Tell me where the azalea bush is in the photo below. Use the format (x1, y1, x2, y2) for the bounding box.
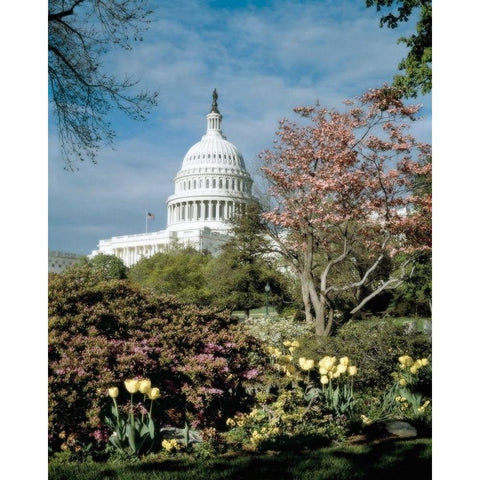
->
(49, 264, 268, 452)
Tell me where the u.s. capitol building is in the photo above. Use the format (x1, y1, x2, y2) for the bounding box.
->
(90, 91, 254, 267)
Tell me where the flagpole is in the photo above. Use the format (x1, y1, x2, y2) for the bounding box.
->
(146, 212, 148, 234)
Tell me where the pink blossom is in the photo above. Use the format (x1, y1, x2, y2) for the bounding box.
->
(243, 369, 259, 380)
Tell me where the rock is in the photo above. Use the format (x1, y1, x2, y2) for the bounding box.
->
(385, 421, 417, 438)
(159, 427, 203, 444)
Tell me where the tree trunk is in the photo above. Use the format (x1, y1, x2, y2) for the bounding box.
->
(313, 292, 327, 336)
(300, 274, 314, 324)
(300, 230, 328, 336)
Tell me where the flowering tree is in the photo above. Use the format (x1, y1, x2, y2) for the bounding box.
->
(260, 86, 431, 336)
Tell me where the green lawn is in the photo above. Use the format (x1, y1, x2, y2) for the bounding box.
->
(49, 438, 431, 480)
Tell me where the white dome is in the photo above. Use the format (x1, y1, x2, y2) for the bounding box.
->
(182, 135, 246, 171)
(166, 90, 253, 233)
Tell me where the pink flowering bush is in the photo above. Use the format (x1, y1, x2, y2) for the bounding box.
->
(49, 265, 268, 452)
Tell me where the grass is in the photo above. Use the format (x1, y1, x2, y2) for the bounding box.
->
(49, 438, 431, 480)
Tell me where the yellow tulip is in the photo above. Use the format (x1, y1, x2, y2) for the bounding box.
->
(299, 357, 315, 370)
(291, 340, 300, 348)
(339, 357, 350, 366)
(148, 387, 160, 400)
(414, 359, 423, 368)
(139, 379, 152, 394)
(320, 357, 336, 371)
(399, 355, 414, 367)
(348, 366, 357, 376)
(320, 375, 329, 385)
(410, 366, 419, 374)
(124, 379, 140, 393)
(304, 359, 315, 370)
(421, 358, 429, 366)
(319, 367, 328, 375)
(337, 364, 347, 374)
(108, 387, 119, 398)
(283, 340, 292, 347)
(399, 378, 407, 386)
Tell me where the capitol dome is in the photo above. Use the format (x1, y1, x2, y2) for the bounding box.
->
(166, 90, 253, 233)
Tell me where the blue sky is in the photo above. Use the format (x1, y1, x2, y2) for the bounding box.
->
(48, 0, 432, 255)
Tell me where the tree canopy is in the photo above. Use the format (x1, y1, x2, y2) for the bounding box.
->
(260, 85, 432, 336)
(366, 0, 432, 97)
(128, 247, 214, 305)
(206, 203, 292, 317)
(48, 0, 158, 169)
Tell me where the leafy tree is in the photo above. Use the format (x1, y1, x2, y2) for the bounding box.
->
(366, 0, 432, 97)
(128, 247, 213, 305)
(259, 85, 432, 336)
(388, 251, 431, 316)
(206, 203, 293, 317)
(88, 253, 128, 279)
(48, 0, 158, 169)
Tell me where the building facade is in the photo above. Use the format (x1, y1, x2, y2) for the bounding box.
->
(91, 91, 254, 267)
(48, 250, 84, 273)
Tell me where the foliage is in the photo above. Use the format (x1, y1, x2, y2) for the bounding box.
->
(243, 315, 314, 346)
(48, 0, 158, 169)
(87, 253, 128, 280)
(260, 85, 432, 336)
(206, 203, 293, 316)
(295, 320, 431, 394)
(366, 0, 432, 97)
(128, 247, 214, 305)
(388, 251, 431, 316)
(361, 354, 432, 434)
(48, 264, 268, 452)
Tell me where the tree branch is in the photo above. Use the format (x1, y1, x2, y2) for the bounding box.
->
(48, 0, 86, 22)
(349, 258, 414, 315)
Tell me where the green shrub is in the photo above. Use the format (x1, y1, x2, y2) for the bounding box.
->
(295, 319, 431, 394)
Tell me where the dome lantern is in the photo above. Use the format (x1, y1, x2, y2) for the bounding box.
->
(206, 88, 224, 136)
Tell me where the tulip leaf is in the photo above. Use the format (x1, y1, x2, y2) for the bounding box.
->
(126, 423, 138, 453)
